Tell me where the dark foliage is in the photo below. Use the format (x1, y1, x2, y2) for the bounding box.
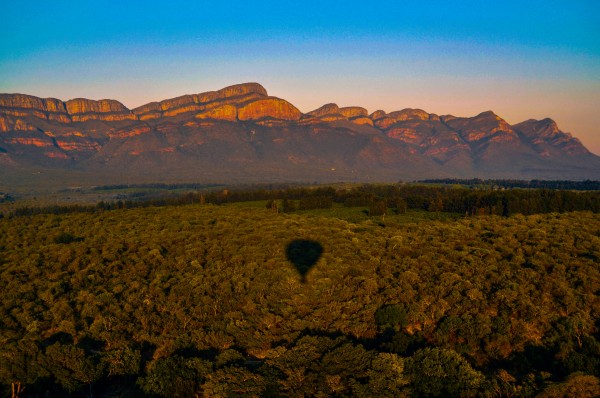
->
(53, 232, 83, 244)
(419, 178, 600, 191)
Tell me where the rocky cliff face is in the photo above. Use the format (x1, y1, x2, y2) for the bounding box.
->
(513, 118, 591, 157)
(1, 82, 598, 183)
(132, 83, 269, 120)
(0, 94, 66, 113)
(65, 99, 136, 122)
(388, 108, 431, 121)
(0, 93, 71, 122)
(443, 111, 518, 143)
(339, 106, 368, 118)
(306, 103, 347, 122)
(195, 104, 238, 122)
(238, 97, 302, 121)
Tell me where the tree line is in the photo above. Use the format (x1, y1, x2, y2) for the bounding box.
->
(419, 178, 600, 191)
(7, 183, 600, 218)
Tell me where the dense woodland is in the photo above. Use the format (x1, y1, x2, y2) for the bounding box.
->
(419, 179, 600, 191)
(1, 184, 599, 397)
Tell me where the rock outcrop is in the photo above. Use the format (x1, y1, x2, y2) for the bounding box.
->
(370, 110, 387, 120)
(388, 108, 430, 121)
(211, 82, 268, 99)
(0, 93, 71, 122)
(65, 98, 129, 114)
(65, 98, 136, 122)
(0, 116, 40, 133)
(351, 116, 374, 126)
(374, 116, 397, 130)
(514, 118, 590, 156)
(194, 104, 238, 122)
(307, 103, 372, 123)
(307, 103, 341, 118)
(0, 94, 135, 123)
(0, 94, 66, 113)
(132, 83, 268, 120)
(237, 97, 301, 121)
(339, 106, 368, 118)
(444, 111, 517, 143)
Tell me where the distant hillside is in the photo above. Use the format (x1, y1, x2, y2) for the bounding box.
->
(1, 82, 599, 189)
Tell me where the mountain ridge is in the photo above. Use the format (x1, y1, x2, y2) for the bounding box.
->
(0, 82, 598, 188)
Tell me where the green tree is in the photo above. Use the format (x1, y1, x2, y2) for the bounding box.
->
(537, 373, 600, 398)
(360, 353, 410, 397)
(282, 198, 296, 213)
(369, 200, 387, 217)
(101, 346, 141, 377)
(202, 366, 266, 397)
(428, 193, 444, 213)
(375, 304, 408, 332)
(406, 347, 484, 397)
(138, 355, 212, 397)
(43, 342, 102, 393)
(215, 349, 245, 368)
(0, 339, 48, 398)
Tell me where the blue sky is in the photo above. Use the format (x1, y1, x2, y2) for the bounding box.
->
(1, 0, 599, 153)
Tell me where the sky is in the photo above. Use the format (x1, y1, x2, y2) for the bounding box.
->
(1, 0, 600, 154)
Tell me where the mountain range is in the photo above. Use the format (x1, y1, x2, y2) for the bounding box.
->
(1, 82, 598, 189)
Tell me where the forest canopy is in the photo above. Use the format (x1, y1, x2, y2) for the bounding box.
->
(0, 184, 599, 397)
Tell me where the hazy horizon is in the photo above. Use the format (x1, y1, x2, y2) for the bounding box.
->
(2, 1, 599, 155)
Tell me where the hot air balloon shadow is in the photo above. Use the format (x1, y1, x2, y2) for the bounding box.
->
(285, 239, 323, 283)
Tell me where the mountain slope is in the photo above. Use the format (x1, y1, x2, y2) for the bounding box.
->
(0, 83, 598, 188)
